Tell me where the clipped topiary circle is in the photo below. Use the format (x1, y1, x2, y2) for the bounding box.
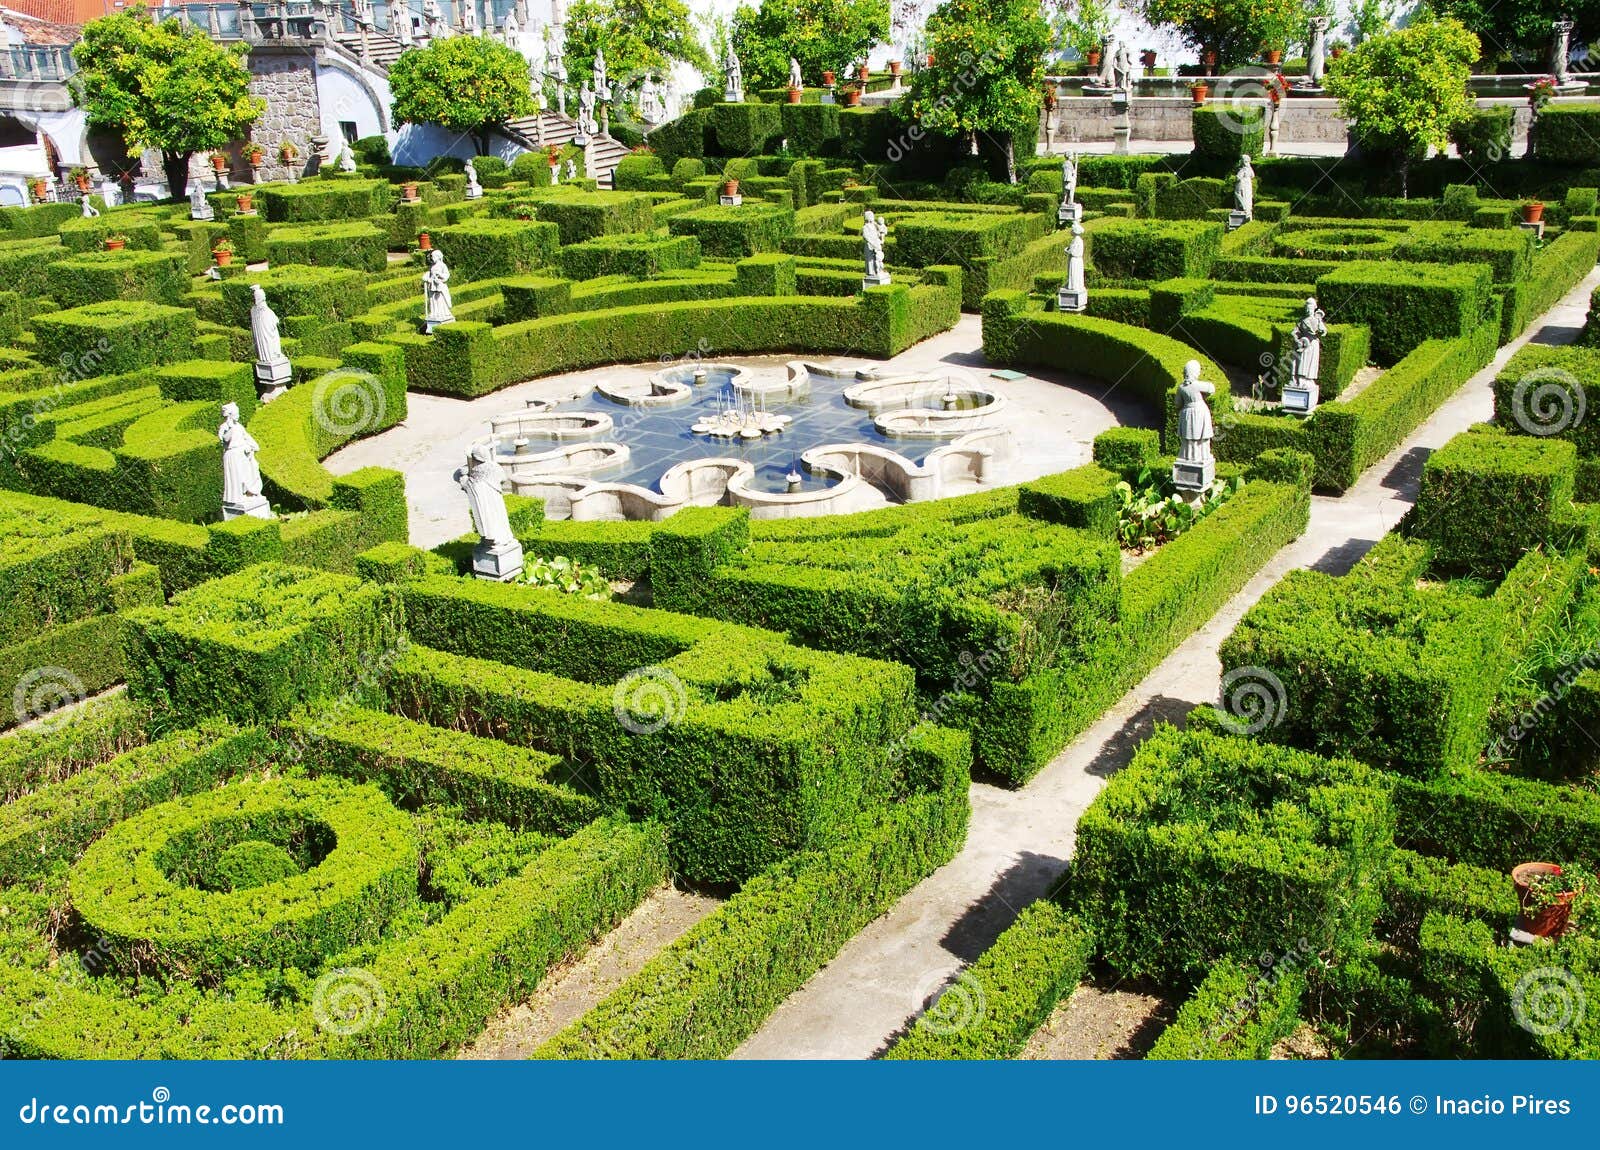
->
(69, 777, 418, 981)
(211, 840, 303, 892)
(1272, 228, 1402, 261)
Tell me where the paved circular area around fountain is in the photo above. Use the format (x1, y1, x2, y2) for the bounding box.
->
(325, 314, 1143, 548)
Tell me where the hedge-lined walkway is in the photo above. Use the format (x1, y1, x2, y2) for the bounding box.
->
(731, 266, 1600, 1060)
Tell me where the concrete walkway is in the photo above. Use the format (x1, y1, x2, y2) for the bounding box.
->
(731, 268, 1600, 1060)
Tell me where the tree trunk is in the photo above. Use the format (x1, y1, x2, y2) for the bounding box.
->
(474, 127, 492, 156)
(1399, 153, 1410, 200)
(1005, 136, 1017, 185)
(161, 151, 193, 201)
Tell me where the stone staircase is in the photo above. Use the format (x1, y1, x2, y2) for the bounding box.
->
(330, 29, 631, 188)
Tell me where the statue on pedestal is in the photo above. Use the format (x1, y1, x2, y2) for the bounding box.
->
(464, 158, 483, 198)
(391, 0, 413, 45)
(250, 284, 291, 400)
(1058, 221, 1087, 313)
(1303, 17, 1329, 88)
(1173, 360, 1217, 490)
(789, 57, 803, 90)
(422, 250, 454, 332)
(455, 444, 523, 580)
(80, 197, 99, 219)
(189, 179, 214, 221)
(219, 402, 271, 519)
(724, 46, 744, 103)
(1233, 155, 1254, 221)
(861, 210, 889, 287)
(1092, 35, 1116, 89)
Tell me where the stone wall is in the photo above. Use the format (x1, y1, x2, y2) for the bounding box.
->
(248, 46, 323, 183)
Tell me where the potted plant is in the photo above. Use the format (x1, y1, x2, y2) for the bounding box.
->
(857, 62, 870, 82)
(212, 237, 234, 266)
(787, 84, 803, 103)
(843, 85, 863, 107)
(889, 60, 902, 77)
(1263, 45, 1283, 65)
(402, 181, 420, 202)
(244, 142, 265, 169)
(822, 68, 835, 86)
(28, 177, 49, 202)
(418, 230, 432, 251)
(1140, 48, 1157, 69)
(1513, 862, 1585, 938)
(1525, 200, 1546, 224)
(104, 233, 127, 252)
(1189, 80, 1210, 104)
(209, 150, 228, 172)
(1528, 76, 1557, 114)
(722, 176, 740, 198)
(1331, 42, 1347, 59)
(1042, 83, 1058, 111)
(69, 167, 90, 192)
(236, 191, 254, 214)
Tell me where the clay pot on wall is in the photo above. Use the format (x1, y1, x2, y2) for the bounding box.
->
(1512, 862, 1578, 938)
(1524, 201, 1546, 223)
(822, 69, 835, 86)
(1190, 84, 1210, 104)
(787, 86, 802, 103)
(418, 231, 432, 251)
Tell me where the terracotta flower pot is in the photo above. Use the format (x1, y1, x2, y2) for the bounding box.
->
(1086, 51, 1101, 69)
(1264, 49, 1282, 65)
(248, 154, 262, 169)
(1525, 201, 1546, 223)
(858, 64, 869, 82)
(889, 61, 902, 76)
(210, 155, 227, 171)
(723, 179, 740, 197)
(418, 231, 432, 251)
(1191, 85, 1209, 104)
(403, 183, 419, 202)
(236, 193, 254, 213)
(73, 175, 89, 192)
(1140, 49, 1157, 67)
(29, 180, 47, 202)
(844, 88, 862, 107)
(214, 249, 233, 267)
(1332, 46, 1345, 59)
(1513, 862, 1577, 938)
(104, 238, 125, 251)
(822, 69, 835, 86)
(926, 53, 935, 67)
(787, 86, 802, 103)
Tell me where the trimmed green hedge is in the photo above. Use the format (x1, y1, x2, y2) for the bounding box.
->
(257, 179, 393, 223)
(1071, 724, 1393, 982)
(32, 301, 197, 376)
(1531, 105, 1600, 166)
(1146, 959, 1304, 1060)
(1315, 260, 1491, 363)
(884, 901, 1094, 1060)
(1089, 218, 1222, 280)
(264, 223, 388, 273)
(433, 218, 559, 281)
(44, 249, 188, 309)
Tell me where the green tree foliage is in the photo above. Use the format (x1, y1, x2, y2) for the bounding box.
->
(906, 0, 1051, 184)
(1426, 0, 1600, 62)
(1052, 0, 1115, 60)
(70, 4, 263, 199)
(1325, 14, 1480, 197)
(388, 35, 537, 156)
(729, 0, 889, 92)
(565, 0, 712, 109)
(1136, 0, 1304, 66)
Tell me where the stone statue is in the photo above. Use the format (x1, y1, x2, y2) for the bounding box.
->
(1233, 155, 1254, 220)
(1291, 297, 1326, 390)
(80, 197, 99, 219)
(593, 48, 609, 99)
(861, 210, 889, 287)
(502, 7, 518, 46)
(455, 443, 523, 580)
(566, 158, 578, 181)
(219, 402, 271, 519)
(1114, 40, 1136, 95)
(421, 0, 444, 36)
(1093, 35, 1116, 88)
(339, 148, 357, 173)
(639, 74, 665, 126)
(189, 179, 213, 221)
(789, 56, 803, 90)
(1062, 151, 1078, 203)
(464, 158, 483, 198)
(1305, 17, 1329, 88)
(724, 46, 744, 103)
(459, 0, 477, 35)
(250, 284, 291, 398)
(99, 179, 121, 207)
(1552, 19, 1581, 90)
(390, 0, 413, 44)
(1174, 360, 1216, 487)
(422, 249, 454, 332)
(577, 81, 597, 138)
(1058, 221, 1087, 313)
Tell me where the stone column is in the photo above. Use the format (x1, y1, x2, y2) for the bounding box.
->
(1554, 19, 1575, 86)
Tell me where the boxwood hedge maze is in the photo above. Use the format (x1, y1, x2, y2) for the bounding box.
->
(4, 94, 1600, 1063)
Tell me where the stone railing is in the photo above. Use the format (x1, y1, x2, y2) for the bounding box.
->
(0, 46, 75, 82)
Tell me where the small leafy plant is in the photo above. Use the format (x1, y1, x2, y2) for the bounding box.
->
(1114, 467, 1243, 552)
(523, 554, 611, 600)
(1525, 865, 1587, 910)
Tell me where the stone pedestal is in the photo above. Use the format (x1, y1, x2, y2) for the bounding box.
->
(1057, 286, 1087, 312)
(719, 194, 742, 206)
(724, 86, 743, 103)
(472, 538, 524, 582)
(1282, 382, 1319, 415)
(862, 272, 891, 291)
(1172, 457, 1214, 491)
(820, 86, 836, 105)
(191, 201, 214, 222)
(464, 186, 482, 200)
(1518, 219, 1546, 240)
(1057, 199, 1082, 226)
(255, 358, 291, 402)
(223, 494, 273, 521)
(1227, 210, 1249, 231)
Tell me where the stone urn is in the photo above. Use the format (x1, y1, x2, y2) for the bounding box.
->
(822, 69, 835, 86)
